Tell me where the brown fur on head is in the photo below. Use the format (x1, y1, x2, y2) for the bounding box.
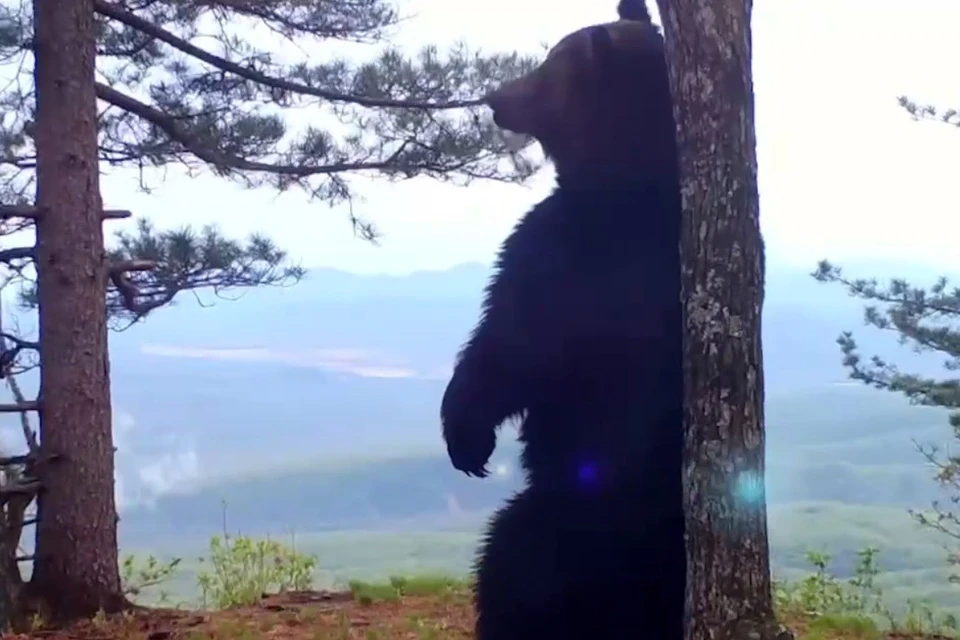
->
(485, 5, 676, 182)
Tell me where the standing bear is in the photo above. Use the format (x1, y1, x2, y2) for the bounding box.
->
(439, 0, 685, 638)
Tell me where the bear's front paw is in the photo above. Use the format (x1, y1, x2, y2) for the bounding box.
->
(444, 424, 496, 478)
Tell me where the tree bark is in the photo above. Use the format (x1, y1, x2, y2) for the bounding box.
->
(29, 0, 125, 620)
(653, 1, 790, 639)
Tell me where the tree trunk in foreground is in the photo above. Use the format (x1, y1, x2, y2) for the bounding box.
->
(653, 1, 790, 639)
(30, 0, 125, 620)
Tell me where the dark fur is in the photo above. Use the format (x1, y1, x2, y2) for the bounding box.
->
(618, 0, 651, 22)
(461, 181, 685, 640)
(440, 2, 685, 638)
(474, 485, 684, 639)
(441, 181, 682, 490)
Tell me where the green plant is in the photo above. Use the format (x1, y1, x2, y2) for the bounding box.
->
(774, 547, 885, 620)
(773, 545, 960, 638)
(196, 533, 317, 610)
(794, 550, 850, 615)
(844, 547, 883, 615)
(804, 613, 880, 640)
(886, 597, 959, 637)
(120, 553, 182, 604)
(347, 574, 469, 606)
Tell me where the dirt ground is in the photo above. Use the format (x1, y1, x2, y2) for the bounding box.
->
(5, 590, 954, 640)
(7, 590, 474, 639)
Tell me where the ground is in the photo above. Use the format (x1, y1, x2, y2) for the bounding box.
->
(7, 584, 956, 640)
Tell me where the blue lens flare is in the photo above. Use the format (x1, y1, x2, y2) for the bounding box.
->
(577, 462, 598, 485)
(735, 470, 764, 504)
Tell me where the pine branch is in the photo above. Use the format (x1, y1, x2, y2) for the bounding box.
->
(0, 482, 37, 497)
(178, 0, 398, 41)
(815, 261, 960, 411)
(0, 248, 32, 263)
(96, 82, 411, 177)
(899, 96, 960, 127)
(93, 0, 485, 110)
(0, 334, 37, 353)
(0, 205, 131, 220)
(108, 259, 172, 319)
(0, 402, 37, 413)
(0, 299, 38, 460)
(5, 375, 37, 455)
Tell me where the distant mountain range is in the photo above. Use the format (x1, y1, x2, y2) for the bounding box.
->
(0, 258, 953, 529)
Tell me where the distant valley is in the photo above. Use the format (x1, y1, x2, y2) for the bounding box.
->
(0, 259, 956, 592)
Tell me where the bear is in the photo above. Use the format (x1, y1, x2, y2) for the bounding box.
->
(438, 0, 685, 638)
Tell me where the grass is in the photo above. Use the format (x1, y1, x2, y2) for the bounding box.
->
(122, 502, 960, 613)
(772, 547, 959, 639)
(9, 533, 960, 639)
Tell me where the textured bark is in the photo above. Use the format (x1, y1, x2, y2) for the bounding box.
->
(29, 0, 125, 620)
(653, 1, 791, 639)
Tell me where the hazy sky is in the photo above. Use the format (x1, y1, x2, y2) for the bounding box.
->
(99, 0, 959, 277)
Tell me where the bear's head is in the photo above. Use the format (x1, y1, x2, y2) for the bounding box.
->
(485, 0, 677, 183)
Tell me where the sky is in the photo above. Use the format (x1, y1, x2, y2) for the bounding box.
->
(92, 0, 960, 277)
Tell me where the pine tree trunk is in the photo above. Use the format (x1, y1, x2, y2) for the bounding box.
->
(29, 0, 125, 620)
(653, 1, 790, 639)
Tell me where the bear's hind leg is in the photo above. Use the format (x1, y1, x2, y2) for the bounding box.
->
(473, 489, 569, 639)
(473, 487, 685, 640)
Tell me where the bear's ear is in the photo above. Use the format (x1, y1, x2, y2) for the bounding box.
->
(617, 0, 651, 21)
(588, 25, 616, 61)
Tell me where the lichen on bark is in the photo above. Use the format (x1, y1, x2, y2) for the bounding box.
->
(653, 0, 790, 638)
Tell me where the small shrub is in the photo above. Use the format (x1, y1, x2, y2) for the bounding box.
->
(774, 547, 883, 620)
(794, 550, 850, 615)
(348, 574, 468, 605)
(349, 579, 400, 605)
(388, 574, 465, 597)
(805, 613, 880, 640)
(888, 598, 959, 637)
(120, 553, 182, 604)
(774, 546, 960, 638)
(196, 533, 317, 610)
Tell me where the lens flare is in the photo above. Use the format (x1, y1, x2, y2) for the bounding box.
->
(577, 462, 598, 485)
(735, 471, 764, 504)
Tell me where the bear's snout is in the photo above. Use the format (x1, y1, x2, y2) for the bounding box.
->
(484, 77, 540, 135)
(484, 89, 510, 124)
